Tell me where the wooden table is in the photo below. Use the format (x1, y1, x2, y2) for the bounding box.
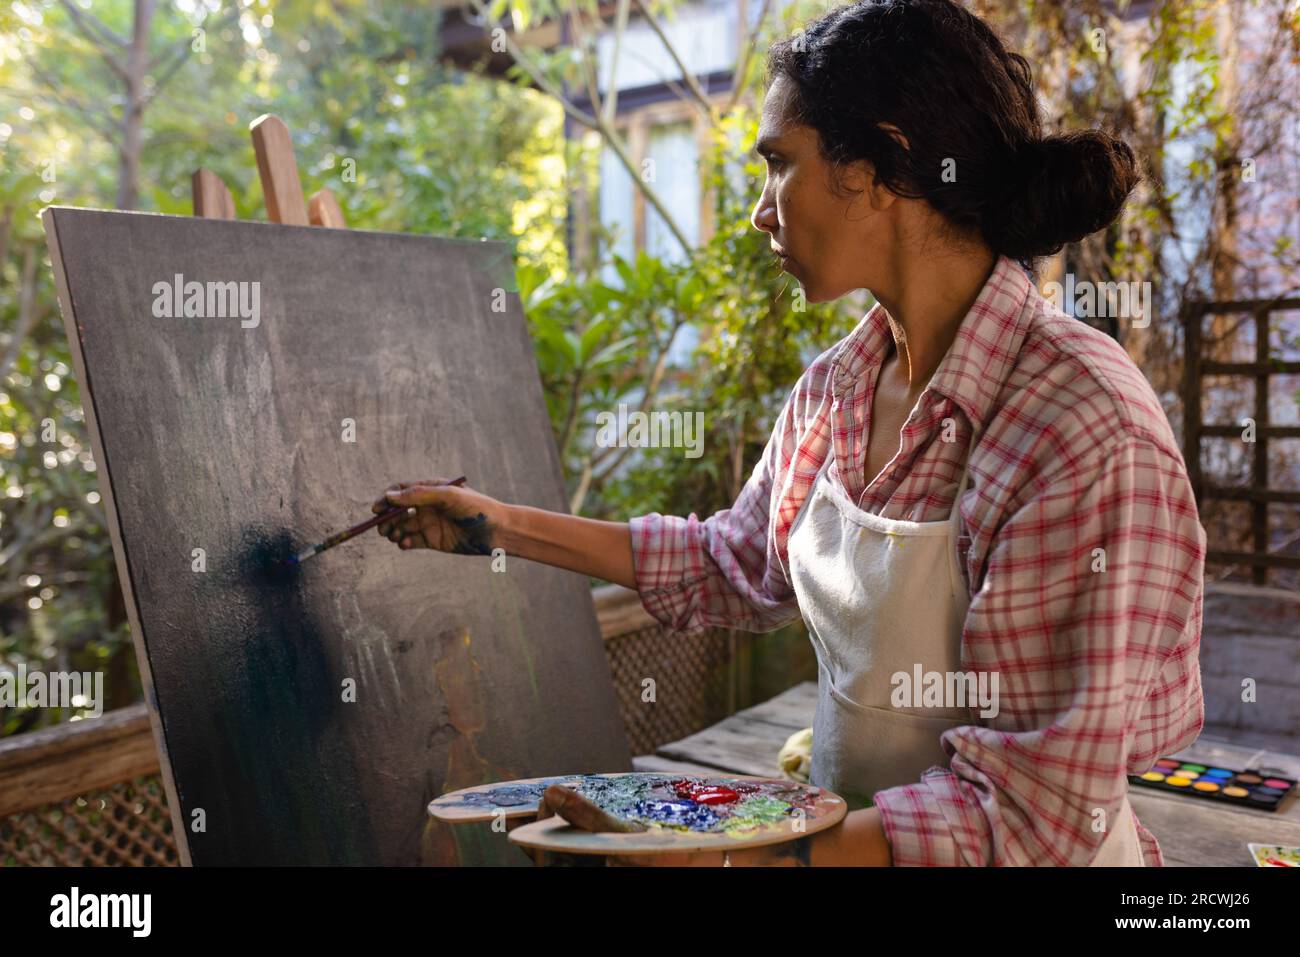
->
(633, 682, 1300, 866)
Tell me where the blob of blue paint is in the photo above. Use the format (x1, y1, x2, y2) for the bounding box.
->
(629, 799, 719, 830)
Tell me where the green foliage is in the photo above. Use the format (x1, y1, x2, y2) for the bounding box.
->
(0, 0, 567, 735)
(0, 217, 130, 735)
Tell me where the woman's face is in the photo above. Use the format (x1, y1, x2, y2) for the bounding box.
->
(750, 74, 890, 303)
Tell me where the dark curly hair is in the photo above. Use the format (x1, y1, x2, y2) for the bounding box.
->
(766, 0, 1141, 262)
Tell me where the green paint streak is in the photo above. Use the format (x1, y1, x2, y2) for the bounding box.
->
(720, 795, 794, 832)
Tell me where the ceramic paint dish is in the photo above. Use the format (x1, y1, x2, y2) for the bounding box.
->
(1248, 843, 1300, 867)
(1130, 758, 1297, 812)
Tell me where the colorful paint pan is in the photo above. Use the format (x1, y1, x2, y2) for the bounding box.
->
(1129, 757, 1297, 812)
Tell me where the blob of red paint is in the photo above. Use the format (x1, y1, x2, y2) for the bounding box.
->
(694, 787, 740, 805)
(670, 779, 740, 805)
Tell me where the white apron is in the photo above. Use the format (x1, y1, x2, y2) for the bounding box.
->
(786, 432, 1142, 866)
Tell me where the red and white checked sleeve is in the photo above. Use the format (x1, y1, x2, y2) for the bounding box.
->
(873, 434, 1206, 866)
(628, 394, 804, 636)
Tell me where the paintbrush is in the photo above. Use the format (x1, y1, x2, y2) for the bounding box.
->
(278, 475, 468, 568)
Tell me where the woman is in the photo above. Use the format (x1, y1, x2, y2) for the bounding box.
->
(376, 0, 1206, 866)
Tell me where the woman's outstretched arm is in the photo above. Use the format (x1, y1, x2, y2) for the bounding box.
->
(371, 478, 636, 589)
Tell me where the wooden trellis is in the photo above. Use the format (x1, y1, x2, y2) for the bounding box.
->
(1182, 295, 1300, 584)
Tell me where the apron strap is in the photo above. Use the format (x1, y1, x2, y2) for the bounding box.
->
(948, 425, 980, 526)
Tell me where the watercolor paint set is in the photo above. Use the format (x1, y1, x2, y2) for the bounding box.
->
(1130, 758, 1296, 812)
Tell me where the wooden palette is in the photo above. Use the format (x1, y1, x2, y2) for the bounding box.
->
(431, 772, 846, 854)
(429, 774, 592, 823)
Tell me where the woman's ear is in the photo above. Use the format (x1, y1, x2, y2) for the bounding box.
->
(842, 123, 910, 215)
(862, 123, 910, 211)
(839, 158, 897, 217)
(860, 159, 898, 213)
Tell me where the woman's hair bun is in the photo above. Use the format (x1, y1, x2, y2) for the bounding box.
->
(982, 130, 1141, 261)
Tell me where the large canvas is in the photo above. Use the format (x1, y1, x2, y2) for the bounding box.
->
(41, 207, 631, 865)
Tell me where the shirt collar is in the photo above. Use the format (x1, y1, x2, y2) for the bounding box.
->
(830, 254, 1035, 437)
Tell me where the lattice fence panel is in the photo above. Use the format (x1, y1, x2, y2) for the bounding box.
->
(0, 775, 177, 867)
(604, 625, 734, 756)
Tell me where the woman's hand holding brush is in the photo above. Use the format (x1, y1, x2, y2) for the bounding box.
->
(373, 473, 638, 589)
(372, 476, 504, 556)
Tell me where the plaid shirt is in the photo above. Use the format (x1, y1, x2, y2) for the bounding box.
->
(629, 255, 1206, 866)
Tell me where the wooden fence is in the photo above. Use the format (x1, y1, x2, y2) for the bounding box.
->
(1182, 294, 1300, 584)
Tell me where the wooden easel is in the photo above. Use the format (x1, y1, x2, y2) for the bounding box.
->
(190, 114, 346, 227)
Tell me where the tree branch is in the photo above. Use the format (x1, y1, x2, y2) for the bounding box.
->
(589, 316, 684, 472)
(464, 0, 691, 252)
(722, 0, 774, 115)
(0, 501, 53, 572)
(0, 204, 13, 271)
(23, 58, 118, 141)
(565, 6, 606, 121)
(142, 1, 247, 107)
(140, 37, 194, 105)
(466, 0, 599, 127)
(0, 245, 42, 381)
(56, 0, 129, 83)
(0, 571, 95, 605)
(601, 0, 631, 124)
(630, 0, 716, 119)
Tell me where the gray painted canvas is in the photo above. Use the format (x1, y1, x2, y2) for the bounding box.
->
(41, 207, 631, 866)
